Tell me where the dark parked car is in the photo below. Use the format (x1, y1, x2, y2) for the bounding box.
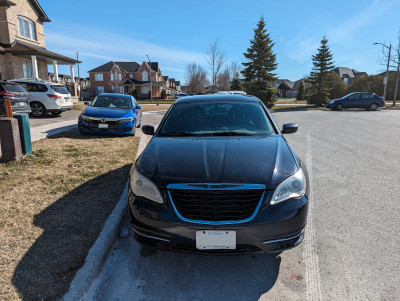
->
(327, 92, 385, 111)
(78, 93, 142, 135)
(0, 81, 31, 115)
(129, 94, 309, 253)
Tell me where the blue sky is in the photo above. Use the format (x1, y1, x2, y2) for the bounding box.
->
(42, 0, 400, 83)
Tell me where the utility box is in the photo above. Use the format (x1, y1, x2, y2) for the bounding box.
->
(13, 113, 32, 155)
(0, 117, 23, 161)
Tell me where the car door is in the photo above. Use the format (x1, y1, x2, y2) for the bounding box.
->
(346, 93, 360, 108)
(360, 93, 372, 108)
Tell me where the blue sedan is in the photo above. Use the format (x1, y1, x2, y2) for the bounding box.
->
(326, 92, 385, 111)
(78, 93, 142, 135)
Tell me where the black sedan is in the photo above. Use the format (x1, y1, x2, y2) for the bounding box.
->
(129, 94, 309, 253)
(326, 92, 385, 111)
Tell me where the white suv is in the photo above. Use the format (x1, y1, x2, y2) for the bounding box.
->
(11, 79, 73, 117)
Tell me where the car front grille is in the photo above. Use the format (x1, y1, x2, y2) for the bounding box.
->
(168, 187, 264, 223)
(88, 119, 119, 130)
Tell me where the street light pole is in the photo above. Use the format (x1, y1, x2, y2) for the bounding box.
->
(374, 42, 392, 101)
(146, 55, 153, 103)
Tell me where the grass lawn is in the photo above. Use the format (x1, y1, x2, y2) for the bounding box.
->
(0, 131, 139, 300)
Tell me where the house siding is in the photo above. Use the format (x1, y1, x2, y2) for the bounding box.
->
(1, 0, 46, 47)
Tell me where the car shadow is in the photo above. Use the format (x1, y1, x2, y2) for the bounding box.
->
(94, 227, 281, 300)
(47, 129, 137, 140)
(12, 165, 131, 300)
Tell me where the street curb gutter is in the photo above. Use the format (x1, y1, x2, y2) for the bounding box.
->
(63, 134, 150, 301)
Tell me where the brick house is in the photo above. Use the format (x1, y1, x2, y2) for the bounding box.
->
(0, 0, 80, 92)
(88, 61, 175, 99)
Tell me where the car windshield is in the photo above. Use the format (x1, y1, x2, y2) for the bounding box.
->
(51, 85, 70, 94)
(91, 95, 132, 109)
(160, 101, 275, 136)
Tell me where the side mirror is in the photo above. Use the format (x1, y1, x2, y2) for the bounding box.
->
(84, 102, 90, 106)
(136, 105, 142, 109)
(142, 125, 154, 135)
(282, 123, 298, 134)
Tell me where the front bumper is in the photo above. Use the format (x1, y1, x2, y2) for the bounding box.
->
(78, 118, 134, 135)
(128, 187, 308, 254)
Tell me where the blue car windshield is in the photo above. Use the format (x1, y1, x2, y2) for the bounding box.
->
(160, 101, 276, 136)
(92, 95, 132, 109)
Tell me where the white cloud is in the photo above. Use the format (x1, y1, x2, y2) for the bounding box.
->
(328, 0, 400, 43)
(45, 28, 205, 65)
(286, 0, 400, 64)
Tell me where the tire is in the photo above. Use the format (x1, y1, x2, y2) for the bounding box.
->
(51, 111, 62, 116)
(369, 103, 378, 111)
(336, 103, 343, 111)
(30, 102, 46, 117)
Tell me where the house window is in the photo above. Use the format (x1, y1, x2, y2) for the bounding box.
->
(95, 73, 103, 81)
(17, 16, 36, 41)
(23, 61, 34, 78)
(118, 73, 122, 81)
(344, 77, 349, 85)
(142, 86, 149, 94)
(129, 74, 133, 79)
(96, 86, 104, 94)
(142, 71, 148, 81)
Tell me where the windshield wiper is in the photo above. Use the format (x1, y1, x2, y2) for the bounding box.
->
(161, 132, 193, 136)
(206, 131, 256, 136)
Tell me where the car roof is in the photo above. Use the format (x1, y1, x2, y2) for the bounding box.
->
(175, 94, 259, 103)
(0, 80, 20, 85)
(98, 93, 131, 98)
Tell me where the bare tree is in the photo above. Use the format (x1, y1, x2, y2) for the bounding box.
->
(185, 63, 208, 94)
(217, 67, 231, 91)
(377, 32, 400, 105)
(392, 29, 400, 105)
(228, 61, 241, 80)
(206, 39, 226, 93)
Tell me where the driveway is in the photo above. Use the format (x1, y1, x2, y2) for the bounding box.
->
(85, 109, 400, 300)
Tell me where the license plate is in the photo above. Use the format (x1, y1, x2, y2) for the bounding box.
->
(196, 230, 236, 250)
(19, 102, 26, 106)
(98, 123, 108, 129)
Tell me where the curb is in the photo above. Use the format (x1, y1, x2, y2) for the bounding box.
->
(63, 134, 150, 301)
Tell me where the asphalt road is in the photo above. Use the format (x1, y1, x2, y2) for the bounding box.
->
(86, 110, 400, 301)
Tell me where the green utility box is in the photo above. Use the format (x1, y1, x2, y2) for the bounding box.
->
(13, 113, 32, 155)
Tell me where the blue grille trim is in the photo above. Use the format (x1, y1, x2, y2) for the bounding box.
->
(167, 183, 266, 225)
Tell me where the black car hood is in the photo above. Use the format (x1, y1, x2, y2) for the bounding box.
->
(137, 136, 298, 190)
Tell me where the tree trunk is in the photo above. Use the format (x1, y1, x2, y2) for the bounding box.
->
(394, 59, 399, 106)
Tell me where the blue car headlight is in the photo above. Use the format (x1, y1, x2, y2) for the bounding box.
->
(119, 117, 134, 123)
(80, 114, 91, 121)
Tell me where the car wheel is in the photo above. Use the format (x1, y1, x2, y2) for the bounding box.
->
(51, 111, 62, 116)
(369, 103, 378, 111)
(30, 102, 46, 117)
(336, 103, 343, 111)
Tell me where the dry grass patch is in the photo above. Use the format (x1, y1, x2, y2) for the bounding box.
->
(140, 104, 171, 112)
(0, 131, 139, 300)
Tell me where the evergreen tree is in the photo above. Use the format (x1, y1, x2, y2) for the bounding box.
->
(241, 17, 278, 107)
(307, 36, 335, 106)
(161, 89, 167, 100)
(296, 81, 305, 101)
(230, 72, 243, 91)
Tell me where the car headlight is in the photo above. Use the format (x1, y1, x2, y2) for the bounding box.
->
(119, 117, 134, 122)
(80, 114, 91, 121)
(130, 169, 163, 203)
(270, 169, 306, 205)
